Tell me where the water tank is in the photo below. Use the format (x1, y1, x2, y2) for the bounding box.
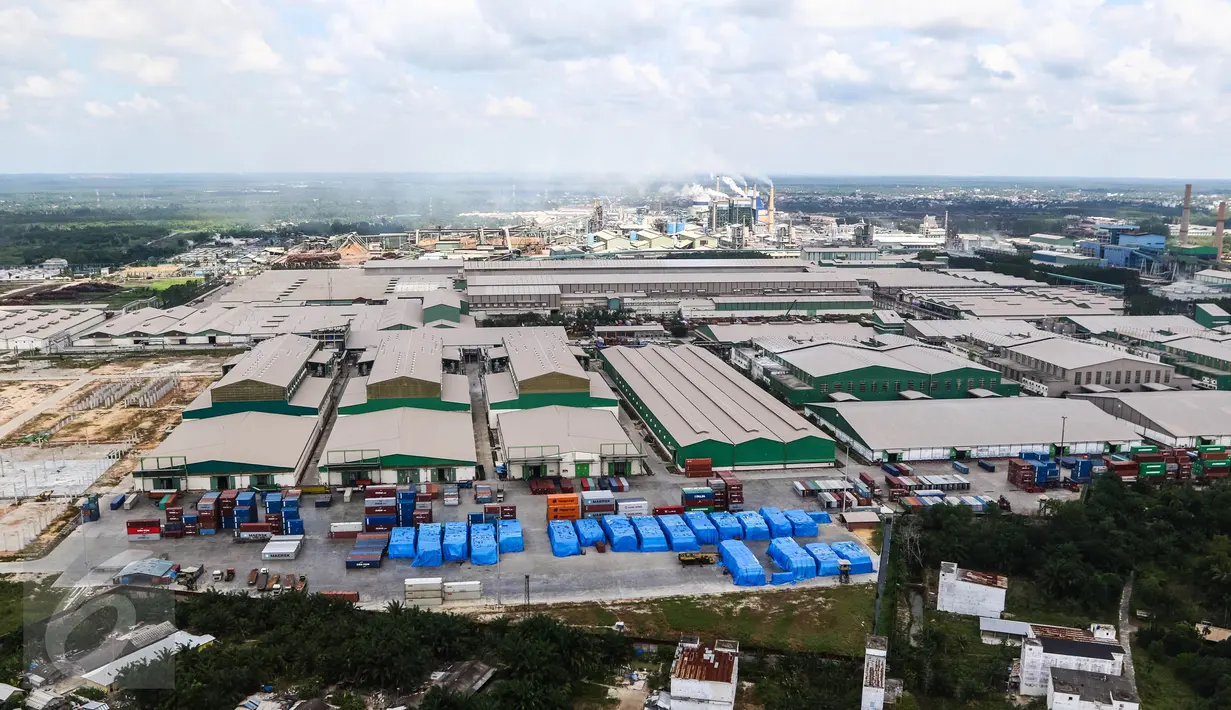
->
(666, 223, 677, 235)
(629, 230, 637, 241)
(586, 232, 594, 247)
(677, 222, 687, 233)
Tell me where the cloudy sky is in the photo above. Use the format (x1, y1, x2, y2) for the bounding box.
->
(1, 0, 1228, 177)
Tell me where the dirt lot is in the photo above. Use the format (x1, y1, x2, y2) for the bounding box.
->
(0, 501, 72, 554)
(0, 381, 73, 426)
(90, 355, 232, 376)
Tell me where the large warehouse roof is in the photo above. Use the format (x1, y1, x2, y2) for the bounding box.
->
(1007, 338, 1154, 370)
(498, 406, 635, 455)
(215, 334, 317, 390)
(218, 268, 453, 304)
(698, 322, 877, 345)
(1074, 390, 1231, 439)
(1063, 314, 1212, 338)
(319, 408, 476, 467)
(809, 398, 1139, 451)
(602, 344, 831, 447)
(143, 412, 318, 470)
(773, 341, 994, 378)
(504, 329, 588, 383)
(367, 331, 442, 387)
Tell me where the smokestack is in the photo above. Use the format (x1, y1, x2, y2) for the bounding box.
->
(1217, 201, 1226, 261)
(712, 177, 720, 232)
(1180, 183, 1193, 245)
(769, 185, 775, 235)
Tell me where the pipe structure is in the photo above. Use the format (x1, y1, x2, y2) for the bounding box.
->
(1180, 183, 1193, 245)
(1217, 201, 1227, 261)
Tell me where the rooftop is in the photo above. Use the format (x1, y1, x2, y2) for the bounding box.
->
(699, 322, 877, 345)
(1049, 668, 1139, 705)
(320, 408, 476, 467)
(82, 631, 215, 689)
(1075, 390, 1231, 438)
(1007, 337, 1153, 370)
(214, 334, 318, 390)
(497, 406, 636, 456)
(143, 412, 318, 470)
(671, 644, 737, 684)
(1037, 637, 1122, 661)
(368, 331, 443, 387)
(503, 329, 588, 384)
(218, 268, 453, 304)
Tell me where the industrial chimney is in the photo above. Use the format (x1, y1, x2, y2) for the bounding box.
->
(1217, 201, 1227, 261)
(768, 185, 775, 235)
(1180, 183, 1193, 245)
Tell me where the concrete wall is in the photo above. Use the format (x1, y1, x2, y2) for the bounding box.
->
(937, 566, 1006, 618)
(670, 677, 736, 710)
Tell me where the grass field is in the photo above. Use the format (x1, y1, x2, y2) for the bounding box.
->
(535, 583, 876, 657)
(140, 277, 199, 291)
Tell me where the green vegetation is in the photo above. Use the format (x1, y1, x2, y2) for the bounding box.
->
(741, 653, 863, 709)
(0, 221, 203, 266)
(893, 476, 1231, 708)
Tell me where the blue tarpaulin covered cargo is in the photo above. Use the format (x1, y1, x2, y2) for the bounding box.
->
(734, 511, 770, 540)
(830, 541, 874, 574)
(601, 515, 638, 552)
(683, 511, 718, 544)
(805, 542, 841, 576)
(470, 523, 498, 565)
(808, 511, 832, 524)
(548, 520, 581, 557)
(718, 540, 766, 586)
(388, 527, 416, 559)
(574, 518, 605, 547)
(783, 509, 818, 537)
(768, 537, 817, 581)
(770, 571, 795, 585)
(498, 519, 524, 553)
(759, 507, 792, 537)
(631, 515, 668, 552)
(708, 511, 743, 540)
(442, 522, 469, 562)
(656, 514, 700, 552)
(413, 523, 443, 567)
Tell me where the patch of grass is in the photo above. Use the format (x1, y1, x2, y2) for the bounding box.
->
(1132, 639, 1201, 710)
(538, 583, 876, 657)
(1002, 579, 1113, 629)
(141, 277, 198, 291)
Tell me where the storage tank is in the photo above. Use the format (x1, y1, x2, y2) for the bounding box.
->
(666, 223, 677, 235)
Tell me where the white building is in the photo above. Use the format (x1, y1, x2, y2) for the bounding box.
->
(0, 307, 106, 352)
(936, 562, 1008, 619)
(860, 636, 888, 710)
(496, 406, 644, 479)
(669, 638, 739, 710)
(1019, 631, 1124, 697)
(1047, 668, 1139, 710)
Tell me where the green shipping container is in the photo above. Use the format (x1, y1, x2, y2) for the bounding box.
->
(1198, 445, 1227, 453)
(1204, 458, 1230, 468)
(1138, 463, 1165, 477)
(1132, 445, 1159, 453)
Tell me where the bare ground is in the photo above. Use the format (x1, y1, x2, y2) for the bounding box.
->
(0, 381, 73, 426)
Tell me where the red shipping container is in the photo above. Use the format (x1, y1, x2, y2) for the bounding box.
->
(653, 505, 685, 515)
(412, 509, 433, 524)
(126, 520, 161, 535)
(499, 505, 517, 520)
(239, 522, 268, 533)
(365, 485, 396, 499)
(330, 530, 359, 539)
(320, 591, 360, 603)
(364, 505, 397, 516)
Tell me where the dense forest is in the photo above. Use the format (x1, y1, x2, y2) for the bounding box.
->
(888, 476, 1231, 709)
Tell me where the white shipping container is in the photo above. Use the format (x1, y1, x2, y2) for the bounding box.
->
(408, 598, 443, 607)
(261, 536, 304, 560)
(442, 581, 481, 593)
(330, 521, 364, 534)
(123, 494, 139, 510)
(405, 577, 444, 588)
(444, 591, 482, 601)
(580, 490, 615, 502)
(126, 533, 160, 542)
(405, 590, 445, 600)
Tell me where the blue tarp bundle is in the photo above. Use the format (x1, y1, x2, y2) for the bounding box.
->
(574, 518, 605, 547)
(768, 537, 817, 581)
(805, 542, 841, 576)
(735, 510, 770, 540)
(470, 523, 498, 565)
(388, 527, 416, 559)
(683, 511, 718, 545)
(631, 515, 668, 552)
(442, 522, 469, 561)
(498, 519, 524, 553)
(718, 540, 766, 586)
(708, 511, 743, 540)
(770, 570, 795, 585)
(783, 509, 818, 537)
(830, 541, 874, 574)
(759, 507, 792, 537)
(601, 515, 638, 552)
(412, 523, 443, 567)
(657, 514, 701, 552)
(808, 511, 832, 524)
(548, 520, 582, 557)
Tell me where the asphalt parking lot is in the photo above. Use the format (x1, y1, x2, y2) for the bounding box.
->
(45, 473, 878, 607)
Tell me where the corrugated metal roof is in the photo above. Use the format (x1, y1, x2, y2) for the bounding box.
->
(367, 331, 443, 387)
(504, 330, 587, 384)
(215, 334, 318, 390)
(1007, 337, 1153, 370)
(1076, 390, 1231, 438)
(82, 631, 215, 688)
(320, 408, 476, 466)
(497, 406, 635, 455)
(671, 645, 737, 684)
(147, 412, 318, 470)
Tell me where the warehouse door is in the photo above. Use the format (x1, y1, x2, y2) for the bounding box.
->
(396, 469, 415, 484)
(251, 474, 275, 488)
(211, 475, 234, 491)
(608, 461, 629, 476)
(524, 464, 546, 478)
(430, 467, 457, 483)
(153, 477, 179, 491)
(575, 463, 590, 477)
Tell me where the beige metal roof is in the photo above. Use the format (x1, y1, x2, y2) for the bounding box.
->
(773, 341, 995, 378)
(147, 412, 318, 469)
(215, 334, 318, 390)
(367, 331, 443, 387)
(376, 300, 424, 330)
(319, 408, 476, 466)
(497, 406, 635, 454)
(0, 307, 105, 342)
(485, 370, 614, 405)
(464, 258, 812, 273)
(503, 329, 588, 384)
(700, 322, 877, 344)
(1075, 390, 1231, 438)
(603, 344, 831, 447)
(219, 268, 453, 304)
(1007, 337, 1154, 370)
(812, 398, 1139, 451)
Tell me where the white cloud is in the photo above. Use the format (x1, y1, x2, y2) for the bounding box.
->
(231, 34, 283, 73)
(1104, 42, 1195, 104)
(304, 54, 346, 76)
(13, 70, 84, 99)
(119, 93, 161, 114)
(793, 50, 870, 83)
(485, 95, 536, 118)
(0, 94, 9, 117)
(97, 52, 178, 85)
(977, 45, 1025, 84)
(83, 100, 116, 118)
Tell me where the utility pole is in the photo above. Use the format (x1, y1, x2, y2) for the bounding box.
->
(1060, 415, 1068, 456)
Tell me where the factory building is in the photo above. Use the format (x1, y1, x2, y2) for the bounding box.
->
(936, 562, 1008, 619)
(983, 337, 1187, 397)
(601, 344, 836, 470)
(316, 407, 477, 486)
(217, 268, 455, 305)
(1071, 390, 1231, 447)
(1193, 303, 1231, 328)
(1020, 634, 1125, 697)
(893, 287, 1123, 320)
(751, 339, 1009, 405)
(496, 406, 644, 479)
(1047, 668, 1139, 710)
(668, 638, 740, 710)
(182, 334, 336, 419)
(81, 631, 216, 693)
(338, 331, 470, 414)
(137, 411, 321, 491)
(806, 398, 1141, 463)
(484, 330, 617, 427)
(1157, 336, 1231, 390)
(800, 246, 880, 266)
(0, 307, 106, 352)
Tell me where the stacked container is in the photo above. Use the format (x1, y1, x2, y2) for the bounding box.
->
(442, 485, 460, 506)
(78, 495, 101, 523)
(183, 512, 200, 536)
(1102, 455, 1139, 482)
(163, 505, 184, 539)
(684, 458, 712, 478)
(197, 492, 220, 535)
(126, 519, 161, 541)
(681, 487, 715, 512)
(444, 580, 481, 603)
(546, 493, 581, 521)
(405, 577, 443, 607)
(345, 532, 388, 569)
(266, 511, 283, 535)
(615, 497, 649, 516)
(1194, 446, 1230, 480)
(233, 491, 259, 528)
(329, 521, 363, 538)
(388, 527, 417, 559)
(719, 472, 744, 512)
(365, 488, 397, 532)
(397, 488, 416, 526)
(218, 489, 238, 529)
(580, 490, 616, 518)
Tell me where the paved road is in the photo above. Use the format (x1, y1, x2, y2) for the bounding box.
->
(467, 362, 495, 477)
(1119, 574, 1136, 685)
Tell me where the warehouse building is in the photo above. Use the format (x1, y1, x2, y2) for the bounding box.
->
(936, 562, 1008, 619)
(1157, 336, 1231, 390)
(754, 339, 1010, 405)
(696, 321, 878, 347)
(669, 638, 740, 710)
(806, 398, 1140, 463)
(982, 337, 1186, 397)
(81, 631, 215, 693)
(1047, 668, 1139, 710)
(137, 411, 320, 491)
(1071, 390, 1231, 447)
(183, 334, 336, 419)
(601, 344, 836, 470)
(339, 331, 470, 414)
(484, 330, 617, 427)
(676, 294, 874, 319)
(496, 406, 644, 479)
(218, 268, 455, 305)
(317, 407, 477, 486)
(0, 306, 106, 352)
(1020, 635, 1126, 697)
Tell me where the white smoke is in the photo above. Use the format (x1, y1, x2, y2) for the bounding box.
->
(750, 173, 773, 188)
(722, 176, 747, 198)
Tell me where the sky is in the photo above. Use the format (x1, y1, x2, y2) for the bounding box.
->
(1, 0, 1229, 177)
